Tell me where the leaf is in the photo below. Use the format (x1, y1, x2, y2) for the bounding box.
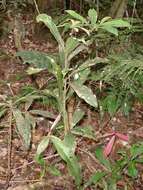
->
(65, 37, 79, 56)
(51, 135, 82, 186)
(77, 57, 108, 71)
(25, 112, 36, 129)
(48, 165, 62, 176)
(72, 126, 95, 139)
(74, 68, 91, 85)
(88, 9, 98, 28)
(26, 67, 44, 75)
(102, 19, 131, 28)
(68, 44, 88, 61)
(104, 95, 119, 116)
(115, 132, 129, 141)
(100, 25, 118, 36)
(103, 135, 116, 157)
(63, 133, 76, 154)
(66, 10, 87, 23)
(85, 171, 106, 188)
(71, 83, 98, 108)
(128, 161, 138, 178)
(36, 14, 64, 50)
(13, 109, 31, 149)
(16, 51, 56, 73)
(29, 110, 55, 119)
(100, 16, 112, 24)
(130, 143, 143, 159)
(95, 147, 111, 170)
(72, 109, 85, 128)
(36, 136, 50, 156)
(0, 109, 7, 119)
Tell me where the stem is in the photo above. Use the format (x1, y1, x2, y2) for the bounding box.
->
(63, 78, 70, 134)
(33, 0, 40, 14)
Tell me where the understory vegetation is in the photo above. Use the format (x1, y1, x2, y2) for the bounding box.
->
(0, 0, 143, 189)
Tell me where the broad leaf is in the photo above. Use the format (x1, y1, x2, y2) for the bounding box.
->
(66, 10, 87, 23)
(102, 19, 131, 28)
(25, 112, 36, 129)
(13, 109, 31, 149)
(51, 135, 82, 186)
(85, 171, 106, 188)
(77, 57, 108, 71)
(71, 83, 98, 108)
(100, 16, 112, 24)
(30, 110, 55, 119)
(16, 51, 56, 72)
(95, 147, 111, 170)
(88, 9, 97, 28)
(104, 135, 116, 157)
(36, 136, 50, 156)
(72, 126, 95, 139)
(36, 14, 64, 50)
(48, 165, 62, 176)
(100, 25, 118, 36)
(26, 67, 44, 75)
(74, 68, 90, 85)
(130, 143, 143, 159)
(72, 109, 85, 128)
(65, 37, 79, 56)
(128, 161, 138, 178)
(68, 44, 88, 61)
(63, 133, 76, 154)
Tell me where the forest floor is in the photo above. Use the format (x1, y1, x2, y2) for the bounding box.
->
(0, 13, 143, 190)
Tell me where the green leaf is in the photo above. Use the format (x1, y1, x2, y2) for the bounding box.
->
(88, 9, 97, 28)
(102, 19, 131, 28)
(65, 37, 79, 56)
(36, 14, 64, 50)
(25, 112, 36, 129)
(95, 147, 111, 170)
(13, 109, 31, 149)
(74, 68, 90, 85)
(85, 171, 106, 188)
(100, 25, 118, 36)
(130, 144, 143, 159)
(103, 95, 119, 116)
(68, 44, 88, 61)
(63, 133, 76, 154)
(66, 10, 87, 23)
(16, 51, 55, 72)
(29, 110, 55, 119)
(51, 135, 82, 186)
(0, 108, 7, 119)
(48, 165, 62, 176)
(71, 83, 98, 108)
(128, 161, 138, 178)
(72, 126, 95, 139)
(36, 136, 50, 156)
(77, 57, 108, 71)
(72, 109, 85, 128)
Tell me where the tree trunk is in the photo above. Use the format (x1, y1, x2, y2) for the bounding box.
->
(110, 0, 128, 18)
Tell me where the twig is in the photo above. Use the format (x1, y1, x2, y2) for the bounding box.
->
(13, 154, 59, 171)
(79, 148, 108, 171)
(5, 110, 13, 189)
(7, 83, 14, 96)
(49, 114, 61, 133)
(33, 0, 40, 14)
